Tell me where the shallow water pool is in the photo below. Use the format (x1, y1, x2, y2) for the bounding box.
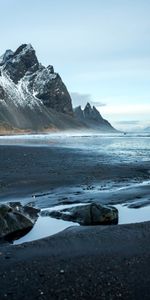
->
(13, 202, 150, 245)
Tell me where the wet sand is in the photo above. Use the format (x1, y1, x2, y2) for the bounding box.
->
(0, 145, 150, 207)
(0, 222, 150, 300)
(0, 143, 150, 299)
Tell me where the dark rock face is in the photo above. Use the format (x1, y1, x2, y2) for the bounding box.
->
(41, 203, 118, 225)
(0, 202, 39, 240)
(0, 43, 75, 131)
(0, 86, 5, 99)
(0, 43, 117, 132)
(2, 44, 39, 83)
(32, 68, 73, 114)
(74, 103, 116, 132)
(0, 49, 14, 66)
(0, 44, 72, 113)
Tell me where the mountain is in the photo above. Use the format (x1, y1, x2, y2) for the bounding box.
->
(74, 103, 116, 132)
(0, 44, 81, 133)
(0, 43, 116, 133)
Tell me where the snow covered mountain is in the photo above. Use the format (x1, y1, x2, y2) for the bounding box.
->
(0, 43, 116, 133)
(0, 44, 79, 132)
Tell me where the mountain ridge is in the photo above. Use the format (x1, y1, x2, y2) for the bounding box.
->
(74, 103, 116, 132)
(0, 44, 117, 133)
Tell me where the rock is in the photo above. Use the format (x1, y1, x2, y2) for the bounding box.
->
(0, 86, 5, 99)
(0, 49, 14, 66)
(41, 203, 118, 225)
(32, 68, 73, 114)
(47, 65, 54, 73)
(74, 103, 117, 132)
(74, 105, 84, 121)
(127, 199, 150, 208)
(3, 44, 39, 83)
(8, 202, 40, 222)
(0, 202, 40, 240)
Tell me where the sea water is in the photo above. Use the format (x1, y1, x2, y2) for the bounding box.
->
(0, 132, 150, 243)
(0, 132, 149, 163)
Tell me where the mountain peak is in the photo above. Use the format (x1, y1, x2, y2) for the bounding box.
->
(74, 102, 116, 132)
(0, 43, 117, 133)
(84, 102, 92, 109)
(13, 44, 34, 56)
(0, 43, 74, 131)
(74, 105, 83, 121)
(84, 102, 93, 116)
(2, 43, 39, 83)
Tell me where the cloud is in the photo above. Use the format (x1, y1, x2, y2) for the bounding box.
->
(90, 101, 106, 107)
(101, 104, 150, 116)
(116, 120, 140, 125)
(70, 92, 106, 108)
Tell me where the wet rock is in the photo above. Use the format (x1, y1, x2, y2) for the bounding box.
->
(127, 199, 150, 208)
(41, 203, 118, 225)
(0, 202, 39, 240)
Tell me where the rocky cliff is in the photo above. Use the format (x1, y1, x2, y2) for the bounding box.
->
(74, 103, 116, 132)
(0, 44, 77, 132)
(0, 44, 116, 133)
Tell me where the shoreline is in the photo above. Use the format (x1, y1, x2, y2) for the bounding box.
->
(0, 137, 150, 299)
(0, 144, 150, 206)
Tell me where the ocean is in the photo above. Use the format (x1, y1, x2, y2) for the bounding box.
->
(0, 132, 150, 243)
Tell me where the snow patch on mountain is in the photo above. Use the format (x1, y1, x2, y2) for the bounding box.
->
(0, 70, 42, 109)
(0, 43, 116, 132)
(0, 50, 14, 65)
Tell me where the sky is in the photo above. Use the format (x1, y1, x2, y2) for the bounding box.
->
(0, 0, 150, 131)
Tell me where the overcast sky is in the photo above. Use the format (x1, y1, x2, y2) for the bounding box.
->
(0, 0, 150, 130)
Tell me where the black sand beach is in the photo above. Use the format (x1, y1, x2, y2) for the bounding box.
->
(0, 222, 150, 300)
(0, 136, 150, 299)
(0, 144, 150, 207)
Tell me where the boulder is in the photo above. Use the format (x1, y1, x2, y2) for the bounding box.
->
(0, 202, 39, 240)
(41, 203, 118, 225)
